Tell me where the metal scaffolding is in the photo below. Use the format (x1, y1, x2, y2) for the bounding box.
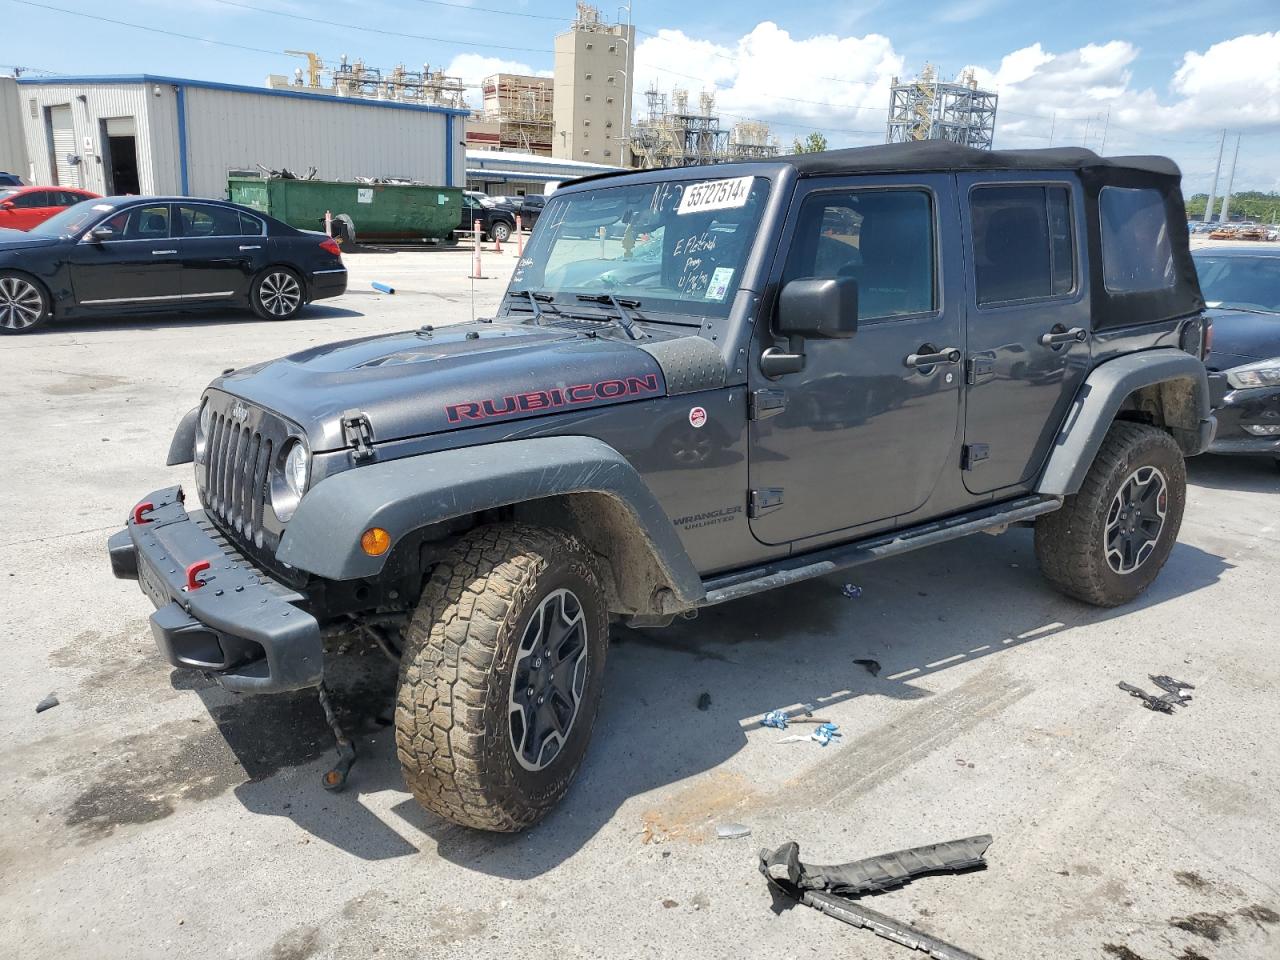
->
(476, 74, 555, 154)
(628, 85, 779, 168)
(885, 65, 997, 150)
(270, 52, 467, 109)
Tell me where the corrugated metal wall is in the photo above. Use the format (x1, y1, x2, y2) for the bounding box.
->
(181, 86, 462, 198)
(17, 81, 173, 194)
(0, 78, 30, 178)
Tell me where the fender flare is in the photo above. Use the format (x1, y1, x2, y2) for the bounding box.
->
(166, 405, 200, 466)
(1037, 349, 1212, 497)
(277, 436, 705, 605)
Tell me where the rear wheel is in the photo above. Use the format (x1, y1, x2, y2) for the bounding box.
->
(250, 267, 304, 320)
(1035, 422, 1186, 606)
(395, 524, 608, 831)
(0, 272, 50, 334)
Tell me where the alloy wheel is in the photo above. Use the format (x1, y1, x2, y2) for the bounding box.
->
(0, 277, 44, 330)
(259, 271, 301, 317)
(1104, 465, 1168, 574)
(507, 588, 589, 772)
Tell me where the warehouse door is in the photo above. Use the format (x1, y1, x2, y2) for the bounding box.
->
(102, 117, 139, 195)
(47, 104, 76, 187)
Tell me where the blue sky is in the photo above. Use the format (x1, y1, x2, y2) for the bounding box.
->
(4, 0, 1278, 194)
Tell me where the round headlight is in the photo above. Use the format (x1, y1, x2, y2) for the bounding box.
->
(271, 440, 310, 522)
(194, 401, 213, 464)
(284, 441, 309, 495)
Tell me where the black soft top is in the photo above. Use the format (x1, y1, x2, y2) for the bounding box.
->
(782, 141, 1180, 179)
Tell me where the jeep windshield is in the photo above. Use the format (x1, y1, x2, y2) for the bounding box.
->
(509, 175, 770, 320)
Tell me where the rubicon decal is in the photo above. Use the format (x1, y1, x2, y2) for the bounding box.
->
(446, 374, 662, 423)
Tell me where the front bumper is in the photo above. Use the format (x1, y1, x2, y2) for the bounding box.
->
(1208, 378, 1280, 456)
(109, 486, 323, 693)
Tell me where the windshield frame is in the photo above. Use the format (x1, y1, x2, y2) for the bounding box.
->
(508, 173, 775, 321)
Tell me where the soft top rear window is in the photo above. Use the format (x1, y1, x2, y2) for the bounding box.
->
(1099, 186, 1175, 294)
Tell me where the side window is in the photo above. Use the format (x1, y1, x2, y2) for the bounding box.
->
(120, 205, 170, 240)
(1099, 186, 1174, 294)
(971, 184, 1076, 305)
(57, 191, 83, 207)
(12, 191, 48, 208)
(782, 189, 935, 320)
(238, 211, 265, 236)
(178, 204, 242, 237)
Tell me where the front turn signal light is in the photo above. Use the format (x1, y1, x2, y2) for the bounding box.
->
(361, 527, 391, 556)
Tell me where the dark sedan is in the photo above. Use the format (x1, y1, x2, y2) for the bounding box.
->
(0, 196, 347, 334)
(1194, 246, 1280, 467)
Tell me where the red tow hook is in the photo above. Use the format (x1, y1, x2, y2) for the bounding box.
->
(132, 501, 155, 525)
(185, 560, 212, 591)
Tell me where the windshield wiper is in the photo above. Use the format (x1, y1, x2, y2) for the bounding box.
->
(575, 294, 644, 340)
(511, 289, 561, 325)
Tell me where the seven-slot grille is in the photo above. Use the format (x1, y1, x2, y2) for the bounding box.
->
(203, 408, 274, 547)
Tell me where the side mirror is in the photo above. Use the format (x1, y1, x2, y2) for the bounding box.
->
(760, 277, 859, 379)
(89, 225, 115, 242)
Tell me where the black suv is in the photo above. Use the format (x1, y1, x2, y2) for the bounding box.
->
(461, 192, 517, 243)
(110, 143, 1214, 832)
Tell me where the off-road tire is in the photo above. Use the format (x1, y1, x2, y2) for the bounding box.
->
(1035, 422, 1186, 607)
(0, 271, 51, 334)
(395, 523, 608, 831)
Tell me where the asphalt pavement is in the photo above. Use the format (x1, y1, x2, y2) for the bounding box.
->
(1, 241, 1278, 960)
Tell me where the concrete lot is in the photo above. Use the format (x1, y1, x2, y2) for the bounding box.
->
(1, 241, 1278, 960)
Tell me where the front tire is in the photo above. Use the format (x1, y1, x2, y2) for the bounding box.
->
(489, 220, 512, 243)
(395, 524, 608, 832)
(250, 267, 304, 321)
(1035, 422, 1186, 607)
(0, 272, 50, 334)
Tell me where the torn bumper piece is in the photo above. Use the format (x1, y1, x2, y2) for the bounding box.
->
(108, 486, 323, 694)
(760, 836, 993, 960)
(760, 835, 993, 896)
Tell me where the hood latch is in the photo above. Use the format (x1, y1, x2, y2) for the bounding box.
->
(341, 410, 375, 462)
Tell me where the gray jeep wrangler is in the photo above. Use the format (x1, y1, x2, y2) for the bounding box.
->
(109, 142, 1215, 831)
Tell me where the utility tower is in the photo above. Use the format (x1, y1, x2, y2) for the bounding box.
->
(886, 65, 998, 150)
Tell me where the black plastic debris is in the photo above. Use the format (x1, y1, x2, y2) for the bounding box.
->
(854, 658, 881, 677)
(35, 693, 59, 713)
(1118, 675, 1195, 713)
(697, 692, 712, 711)
(760, 836, 992, 959)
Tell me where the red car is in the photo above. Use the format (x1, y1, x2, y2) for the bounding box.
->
(0, 186, 100, 231)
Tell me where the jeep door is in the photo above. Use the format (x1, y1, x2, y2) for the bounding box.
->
(67, 203, 182, 308)
(956, 174, 1091, 494)
(747, 175, 964, 545)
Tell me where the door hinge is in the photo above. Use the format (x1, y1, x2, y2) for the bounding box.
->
(341, 410, 376, 462)
(749, 388, 787, 420)
(961, 443, 989, 470)
(966, 353, 996, 385)
(748, 488, 784, 518)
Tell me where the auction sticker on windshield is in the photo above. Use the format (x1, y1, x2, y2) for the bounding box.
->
(678, 176, 753, 216)
(705, 266, 735, 301)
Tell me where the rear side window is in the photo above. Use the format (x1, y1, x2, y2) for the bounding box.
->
(179, 204, 242, 237)
(238, 212, 265, 236)
(1099, 187, 1175, 293)
(782, 189, 935, 320)
(970, 184, 1075, 305)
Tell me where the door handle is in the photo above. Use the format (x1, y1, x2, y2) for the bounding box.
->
(1039, 326, 1087, 347)
(238, 245, 261, 251)
(905, 347, 962, 369)
(151, 249, 177, 255)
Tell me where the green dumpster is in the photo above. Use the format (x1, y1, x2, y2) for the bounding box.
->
(227, 176, 462, 245)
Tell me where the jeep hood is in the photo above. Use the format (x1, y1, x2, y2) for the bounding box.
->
(212, 320, 668, 450)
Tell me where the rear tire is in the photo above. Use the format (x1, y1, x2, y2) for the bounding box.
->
(395, 524, 608, 831)
(1035, 422, 1186, 607)
(0, 272, 50, 334)
(250, 267, 304, 321)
